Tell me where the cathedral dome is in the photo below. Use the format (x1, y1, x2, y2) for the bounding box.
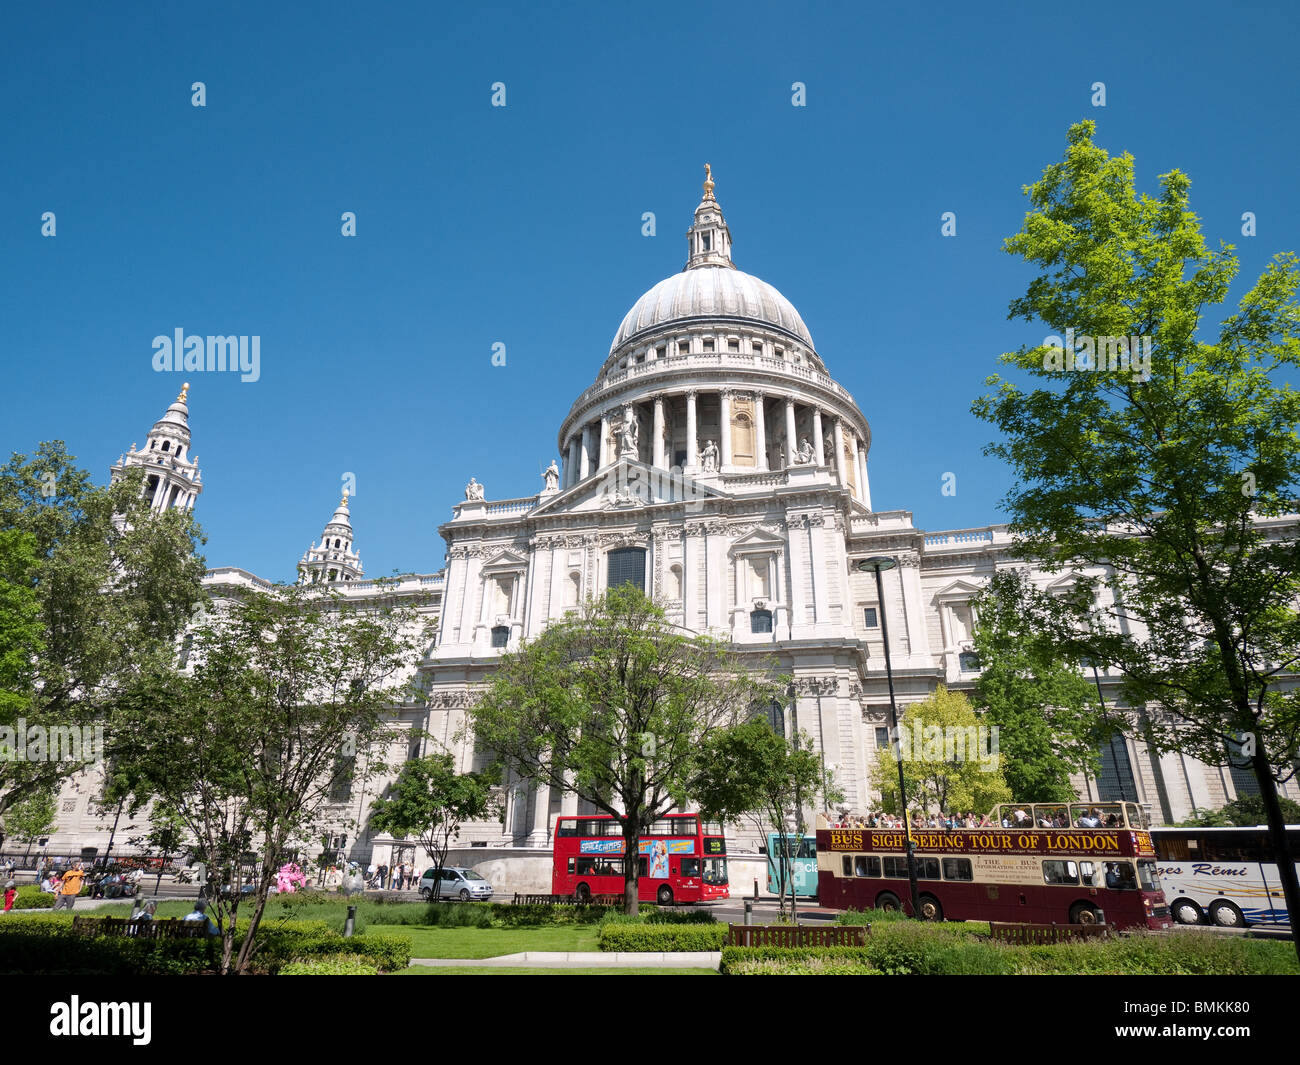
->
(610, 266, 814, 354)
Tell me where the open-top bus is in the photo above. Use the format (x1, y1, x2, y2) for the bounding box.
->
(552, 813, 729, 905)
(816, 802, 1171, 929)
(1151, 825, 1300, 928)
(766, 833, 819, 899)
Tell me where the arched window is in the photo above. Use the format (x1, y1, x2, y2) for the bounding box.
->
(607, 547, 646, 592)
(490, 625, 510, 648)
(750, 609, 773, 634)
(958, 651, 981, 672)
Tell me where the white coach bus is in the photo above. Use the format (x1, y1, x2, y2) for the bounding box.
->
(1150, 825, 1300, 928)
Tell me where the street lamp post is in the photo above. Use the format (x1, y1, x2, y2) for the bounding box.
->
(857, 556, 922, 918)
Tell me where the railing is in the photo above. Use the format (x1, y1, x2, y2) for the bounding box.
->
(511, 892, 622, 907)
(726, 923, 869, 947)
(923, 528, 999, 548)
(988, 922, 1114, 945)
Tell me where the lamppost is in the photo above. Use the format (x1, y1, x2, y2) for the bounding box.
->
(857, 556, 921, 918)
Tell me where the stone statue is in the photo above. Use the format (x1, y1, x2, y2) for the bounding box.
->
(794, 437, 816, 465)
(618, 409, 639, 458)
(465, 477, 484, 501)
(700, 439, 719, 472)
(543, 460, 559, 492)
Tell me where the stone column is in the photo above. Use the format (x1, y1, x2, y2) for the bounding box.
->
(599, 412, 611, 468)
(653, 395, 665, 468)
(686, 391, 698, 467)
(719, 390, 732, 468)
(566, 436, 580, 488)
(785, 398, 798, 467)
(858, 445, 871, 509)
(833, 418, 847, 486)
(528, 783, 552, 846)
(849, 434, 861, 500)
(581, 423, 593, 480)
(812, 408, 825, 465)
(754, 393, 767, 470)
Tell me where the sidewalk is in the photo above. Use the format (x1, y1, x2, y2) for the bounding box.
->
(409, 951, 721, 969)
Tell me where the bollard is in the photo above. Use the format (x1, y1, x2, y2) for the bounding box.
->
(344, 904, 356, 938)
(744, 898, 752, 926)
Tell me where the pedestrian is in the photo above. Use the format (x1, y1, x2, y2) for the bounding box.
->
(366, 862, 377, 889)
(4, 880, 16, 912)
(54, 861, 85, 910)
(377, 863, 388, 890)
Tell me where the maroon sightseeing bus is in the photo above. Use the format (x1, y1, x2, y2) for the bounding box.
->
(816, 802, 1171, 929)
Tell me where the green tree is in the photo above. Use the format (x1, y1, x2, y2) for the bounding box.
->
(468, 585, 782, 914)
(972, 120, 1300, 958)
(971, 570, 1104, 801)
(113, 581, 423, 973)
(0, 442, 205, 837)
(368, 751, 501, 900)
(693, 719, 834, 921)
(869, 686, 1012, 817)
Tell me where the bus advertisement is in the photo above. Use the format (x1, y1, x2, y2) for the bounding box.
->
(766, 833, 818, 899)
(552, 813, 729, 905)
(1151, 825, 1300, 928)
(816, 803, 1171, 929)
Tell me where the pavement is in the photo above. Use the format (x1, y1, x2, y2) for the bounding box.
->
(409, 951, 721, 969)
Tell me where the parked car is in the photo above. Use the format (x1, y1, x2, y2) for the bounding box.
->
(418, 866, 493, 902)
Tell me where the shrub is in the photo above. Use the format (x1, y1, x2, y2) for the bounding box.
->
(12, 886, 54, 910)
(598, 923, 726, 952)
(719, 945, 874, 973)
(835, 907, 906, 926)
(279, 954, 381, 975)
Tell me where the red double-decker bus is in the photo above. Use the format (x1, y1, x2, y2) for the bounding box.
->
(552, 813, 729, 905)
(816, 802, 1171, 930)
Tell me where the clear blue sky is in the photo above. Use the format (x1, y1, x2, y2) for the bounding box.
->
(3, 1, 1297, 581)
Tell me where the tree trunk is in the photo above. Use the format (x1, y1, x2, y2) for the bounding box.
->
(623, 824, 638, 916)
(1251, 748, 1300, 968)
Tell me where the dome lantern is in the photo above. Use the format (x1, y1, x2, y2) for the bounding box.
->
(685, 163, 734, 271)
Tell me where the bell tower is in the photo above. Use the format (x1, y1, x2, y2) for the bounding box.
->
(110, 383, 202, 512)
(298, 491, 364, 583)
(684, 163, 734, 270)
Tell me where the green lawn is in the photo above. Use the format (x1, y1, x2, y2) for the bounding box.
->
(369, 923, 601, 959)
(399, 966, 718, 975)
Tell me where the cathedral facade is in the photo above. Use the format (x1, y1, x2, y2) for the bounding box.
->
(50, 173, 1299, 863)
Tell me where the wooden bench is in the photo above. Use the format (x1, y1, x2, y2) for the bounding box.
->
(71, 916, 211, 940)
(988, 921, 1114, 945)
(727, 923, 869, 947)
(511, 892, 623, 906)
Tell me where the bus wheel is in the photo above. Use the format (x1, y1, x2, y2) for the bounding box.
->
(574, 882, 591, 903)
(1210, 900, 1245, 928)
(1069, 902, 1101, 925)
(657, 885, 674, 906)
(875, 892, 901, 913)
(918, 895, 943, 921)
(1172, 898, 1204, 925)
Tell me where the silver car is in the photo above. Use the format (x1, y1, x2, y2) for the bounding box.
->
(419, 866, 493, 902)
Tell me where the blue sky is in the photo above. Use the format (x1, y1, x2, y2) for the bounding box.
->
(3, 1, 1297, 581)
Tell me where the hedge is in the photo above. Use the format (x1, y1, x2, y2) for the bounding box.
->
(0, 913, 410, 974)
(598, 923, 727, 952)
(12, 886, 54, 910)
(721, 926, 1300, 976)
(279, 954, 381, 975)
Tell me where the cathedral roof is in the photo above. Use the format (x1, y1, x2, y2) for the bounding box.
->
(610, 266, 814, 354)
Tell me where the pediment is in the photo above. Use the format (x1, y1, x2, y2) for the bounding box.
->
(529, 460, 730, 517)
(933, 577, 983, 601)
(481, 548, 529, 572)
(729, 526, 787, 553)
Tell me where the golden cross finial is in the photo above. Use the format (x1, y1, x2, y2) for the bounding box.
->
(703, 163, 715, 200)
(340, 488, 349, 507)
(177, 382, 190, 403)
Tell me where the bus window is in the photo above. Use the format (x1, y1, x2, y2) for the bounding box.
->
(680, 858, 700, 878)
(637, 857, 648, 878)
(1104, 862, 1137, 890)
(842, 856, 853, 877)
(915, 857, 941, 880)
(797, 838, 817, 859)
(702, 858, 728, 885)
(854, 856, 880, 878)
(1137, 860, 1161, 891)
(1034, 805, 1068, 829)
(1080, 861, 1098, 887)
(942, 858, 972, 881)
(1042, 860, 1079, 885)
(1125, 803, 1150, 829)
(883, 856, 909, 879)
(1096, 804, 1124, 828)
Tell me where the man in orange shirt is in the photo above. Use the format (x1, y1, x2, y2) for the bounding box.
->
(54, 861, 85, 910)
